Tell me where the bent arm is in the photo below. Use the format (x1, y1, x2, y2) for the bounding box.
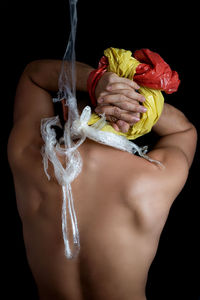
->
(13, 60, 94, 123)
(149, 103, 197, 168)
(13, 59, 145, 135)
(8, 60, 95, 159)
(25, 60, 94, 93)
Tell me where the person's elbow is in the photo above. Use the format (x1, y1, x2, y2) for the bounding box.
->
(185, 122, 198, 168)
(24, 60, 42, 78)
(188, 122, 198, 142)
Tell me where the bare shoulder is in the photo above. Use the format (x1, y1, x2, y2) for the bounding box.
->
(7, 121, 42, 170)
(8, 61, 55, 168)
(146, 146, 189, 200)
(125, 147, 189, 208)
(120, 149, 189, 236)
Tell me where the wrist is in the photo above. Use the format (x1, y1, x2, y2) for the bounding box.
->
(87, 68, 107, 106)
(87, 56, 108, 107)
(75, 62, 94, 92)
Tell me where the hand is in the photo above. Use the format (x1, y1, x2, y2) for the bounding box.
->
(94, 72, 147, 132)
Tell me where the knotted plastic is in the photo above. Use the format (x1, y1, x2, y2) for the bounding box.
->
(88, 47, 180, 140)
(134, 48, 180, 93)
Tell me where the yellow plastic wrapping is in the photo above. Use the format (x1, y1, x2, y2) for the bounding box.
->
(88, 47, 164, 140)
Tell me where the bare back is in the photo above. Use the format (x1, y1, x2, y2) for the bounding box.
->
(9, 61, 196, 300)
(9, 137, 183, 300)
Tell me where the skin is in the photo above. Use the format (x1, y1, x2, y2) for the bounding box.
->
(8, 60, 197, 300)
(94, 71, 146, 132)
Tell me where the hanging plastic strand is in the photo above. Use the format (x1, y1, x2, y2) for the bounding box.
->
(58, 0, 81, 259)
(56, 0, 79, 121)
(41, 0, 82, 259)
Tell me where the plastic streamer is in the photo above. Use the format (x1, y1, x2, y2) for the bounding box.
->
(41, 0, 81, 259)
(40, 0, 163, 259)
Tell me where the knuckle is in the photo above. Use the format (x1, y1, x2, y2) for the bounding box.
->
(123, 102, 131, 110)
(113, 106, 121, 118)
(127, 90, 134, 98)
(111, 83, 120, 90)
(108, 73, 117, 84)
(104, 94, 114, 103)
(128, 114, 136, 122)
(132, 81, 138, 88)
(135, 105, 141, 112)
(99, 92, 105, 98)
(131, 99, 138, 105)
(119, 94, 126, 101)
(133, 93, 142, 102)
(105, 85, 111, 91)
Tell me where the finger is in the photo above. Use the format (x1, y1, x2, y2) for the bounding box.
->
(106, 112, 140, 130)
(107, 82, 133, 91)
(107, 81, 140, 93)
(106, 115, 118, 123)
(109, 100, 147, 114)
(106, 116, 130, 133)
(97, 90, 145, 104)
(116, 120, 130, 133)
(95, 105, 141, 124)
(95, 102, 142, 118)
(97, 96, 147, 114)
(109, 77, 140, 90)
(110, 122, 120, 132)
(132, 112, 140, 119)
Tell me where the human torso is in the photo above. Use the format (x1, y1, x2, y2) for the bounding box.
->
(10, 138, 173, 300)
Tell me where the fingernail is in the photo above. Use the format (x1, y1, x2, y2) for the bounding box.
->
(140, 107, 147, 112)
(134, 117, 140, 122)
(98, 98, 104, 103)
(141, 96, 146, 102)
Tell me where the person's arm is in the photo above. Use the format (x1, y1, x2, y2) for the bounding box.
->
(8, 60, 94, 161)
(24, 60, 94, 94)
(27, 60, 146, 133)
(148, 103, 197, 168)
(9, 59, 144, 153)
(13, 60, 94, 124)
(12, 59, 146, 130)
(138, 103, 197, 207)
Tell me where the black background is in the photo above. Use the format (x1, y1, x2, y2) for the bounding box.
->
(2, 1, 200, 299)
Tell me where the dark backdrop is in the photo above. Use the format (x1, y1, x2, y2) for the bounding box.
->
(3, 1, 199, 299)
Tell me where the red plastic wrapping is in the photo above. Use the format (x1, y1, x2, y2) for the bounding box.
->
(87, 58, 107, 106)
(87, 49, 180, 108)
(134, 49, 180, 94)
